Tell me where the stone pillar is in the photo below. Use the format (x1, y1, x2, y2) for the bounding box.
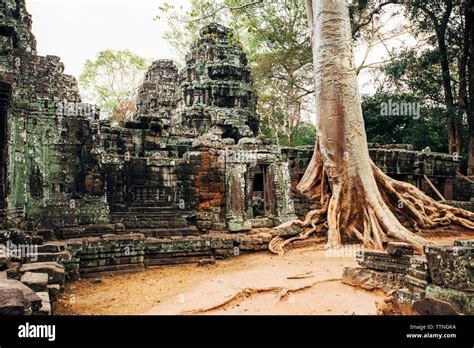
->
(226, 163, 251, 232)
(269, 162, 297, 225)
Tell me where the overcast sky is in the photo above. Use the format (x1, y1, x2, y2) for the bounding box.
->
(26, 0, 411, 96)
(27, 0, 186, 78)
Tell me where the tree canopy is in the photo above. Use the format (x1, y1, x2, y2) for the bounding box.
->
(79, 49, 149, 124)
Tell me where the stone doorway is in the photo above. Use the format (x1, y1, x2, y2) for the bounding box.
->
(251, 165, 272, 219)
(0, 82, 12, 209)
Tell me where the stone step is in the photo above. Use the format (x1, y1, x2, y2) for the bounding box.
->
(0, 288, 27, 315)
(19, 262, 65, 285)
(0, 279, 42, 313)
(25, 251, 71, 263)
(406, 274, 429, 289)
(20, 272, 48, 292)
(145, 256, 208, 267)
(111, 210, 193, 221)
(79, 263, 145, 278)
(145, 250, 211, 259)
(407, 267, 431, 282)
(127, 206, 188, 212)
(125, 227, 200, 238)
(79, 250, 145, 259)
(56, 224, 120, 239)
(36, 242, 67, 253)
(121, 220, 189, 229)
(80, 256, 145, 268)
(36, 291, 51, 315)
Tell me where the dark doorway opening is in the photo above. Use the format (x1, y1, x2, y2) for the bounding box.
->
(221, 125, 241, 143)
(0, 82, 12, 209)
(252, 166, 272, 218)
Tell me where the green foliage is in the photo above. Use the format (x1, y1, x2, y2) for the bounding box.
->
(158, 1, 232, 66)
(234, 0, 314, 146)
(381, 48, 446, 106)
(79, 50, 149, 122)
(291, 122, 317, 147)
(362, 92, 448, 153)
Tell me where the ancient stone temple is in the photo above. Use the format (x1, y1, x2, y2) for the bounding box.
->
(1, 0, 473, 316)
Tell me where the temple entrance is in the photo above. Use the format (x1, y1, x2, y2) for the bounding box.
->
(0, 82, 12, 209)
(251, 166, 272, 218)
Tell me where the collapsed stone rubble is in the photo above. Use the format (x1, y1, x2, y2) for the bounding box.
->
(343, 241, 474, 315)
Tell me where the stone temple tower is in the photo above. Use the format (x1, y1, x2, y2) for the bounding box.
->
(172, 23, 260, 142)
(0, 0, 37, 55)
(134, 60, 179, 136)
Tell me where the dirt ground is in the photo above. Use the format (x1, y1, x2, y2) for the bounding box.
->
(56, 230, 473, 316)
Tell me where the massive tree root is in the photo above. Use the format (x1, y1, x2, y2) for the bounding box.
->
(269, 0, 474, 256)
(269, 146, 474, 256)
(182, 277, 341, 314)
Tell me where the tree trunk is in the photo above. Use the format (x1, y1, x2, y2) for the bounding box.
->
(467, 0, 474, 175)
(438, 37, 459, 155)
(269, 0, 474, 255)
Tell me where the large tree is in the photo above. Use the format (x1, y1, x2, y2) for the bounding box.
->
(466, 0, 474, 174)
(80, 50, 149, 123)
(269, 0, 474, 254)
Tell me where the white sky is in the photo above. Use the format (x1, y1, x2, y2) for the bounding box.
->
(27, 0, 186, 78)
(26, 0, 414, 97)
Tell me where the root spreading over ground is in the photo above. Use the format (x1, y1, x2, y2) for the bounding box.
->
(182, 277, 341, 314)
(269, 153, 474, 256)
(267, 0, 473, 256)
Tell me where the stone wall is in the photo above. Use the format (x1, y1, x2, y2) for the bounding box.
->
(282, 145, 469, 205)
(1, 1, 109, 229)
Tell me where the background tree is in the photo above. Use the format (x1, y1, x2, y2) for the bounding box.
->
(465, 0, 474, 174)
(79, 49, 149, 124)
(391, 0, 464, 156)
(362, 92, 448, 152)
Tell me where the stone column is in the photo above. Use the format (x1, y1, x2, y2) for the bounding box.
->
(225, 163, 251, 232)
(269, 162, 297, 225)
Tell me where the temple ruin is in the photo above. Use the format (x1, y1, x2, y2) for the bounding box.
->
(0, 0, 473, 315)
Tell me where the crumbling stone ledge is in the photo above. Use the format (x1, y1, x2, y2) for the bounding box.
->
(61, 228, 301, 279)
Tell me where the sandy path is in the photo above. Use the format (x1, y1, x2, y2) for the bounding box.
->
(56, 231, 473, 316)
(57, 246, 383, 315)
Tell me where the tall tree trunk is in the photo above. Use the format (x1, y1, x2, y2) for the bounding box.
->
(438, 37, 460, 154)
(458, 0, 469, 172)
(467, 0, 474, 175)
(417, 1, 458, 155)
(269, 0, 474, 255)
